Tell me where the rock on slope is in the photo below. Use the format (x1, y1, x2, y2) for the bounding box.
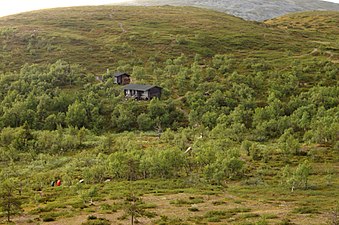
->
(117, 0, 339, 21)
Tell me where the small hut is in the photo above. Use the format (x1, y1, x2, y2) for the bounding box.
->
(123, 84, 162, 100)
(113, 72, 131, 85)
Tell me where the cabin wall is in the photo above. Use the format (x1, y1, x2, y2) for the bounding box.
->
(149, 87, 161, 98)
(141, 91, 149, 99)
(114, 74, 130, 85)
(124, 89, 144, 99)
(121, 76, 131, 85)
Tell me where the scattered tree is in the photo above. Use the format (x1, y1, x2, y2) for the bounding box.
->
(0, 179, 22, 222)
(124, 195, 145, 225)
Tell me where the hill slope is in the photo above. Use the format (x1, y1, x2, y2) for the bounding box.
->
(0, 6, 337, 134)
(117, 0, 339, 21)
(0, 7, 338, 225)
(266, 11, 339, 62)
(0, 6, 337, 74)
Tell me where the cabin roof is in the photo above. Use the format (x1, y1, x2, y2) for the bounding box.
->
(114, 72, 130, 77)
(123, 84, 161, 91)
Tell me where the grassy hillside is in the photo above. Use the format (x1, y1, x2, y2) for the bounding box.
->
(266, 11, 339, 34)
(0, 6, 338, 225)
(0, 6, 335, 74)
(265, 11, 339, 63)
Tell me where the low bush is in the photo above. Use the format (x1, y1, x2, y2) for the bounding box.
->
(81, 217, 110, 225)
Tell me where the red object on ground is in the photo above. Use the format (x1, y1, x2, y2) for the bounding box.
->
(56, 180, 61, 186)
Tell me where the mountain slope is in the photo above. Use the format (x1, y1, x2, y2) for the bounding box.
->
(0, 7, 338, 225)
(117, 0, 339, 21)
(266, 10, 339, 34)
(0, 6, 336, 74)
(266, 11, 339, 63)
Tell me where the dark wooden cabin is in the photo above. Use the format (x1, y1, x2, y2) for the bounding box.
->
(114, 72, 131, 85)
(123, 84, 162, 100)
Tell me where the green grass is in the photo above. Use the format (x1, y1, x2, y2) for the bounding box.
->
(81, 216, 111, 225)
(0, 6, 336, 75)
(170, 196, 205, 206)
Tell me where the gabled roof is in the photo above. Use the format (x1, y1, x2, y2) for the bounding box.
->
(114, 72, 130, 77)
(123, 84, 161, 91)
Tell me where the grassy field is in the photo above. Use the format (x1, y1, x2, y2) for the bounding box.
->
(0, 130, 337, 225)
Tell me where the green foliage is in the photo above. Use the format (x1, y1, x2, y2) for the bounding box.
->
(66, 100, 88, 128)
(170, 196, 204, 206)
(140, 148, 186, 179)
(0, 6, 336, 140)
(123, 194, 150, 225)
(203, 147, 245, 184)
(82, 216, 111, 225)
(204, 210, 236, 221)
(0, 6, 337, 224)
(108, 150, 141, 180)
(0, 178, 23, 222)
(304, 106, 339, 145)
(137, 113, 154, 131)
(83, 164, 107, 184)
(278, 128, 300, 156)
(294, 160, 312, 190)
(280, 160, 312, 191)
